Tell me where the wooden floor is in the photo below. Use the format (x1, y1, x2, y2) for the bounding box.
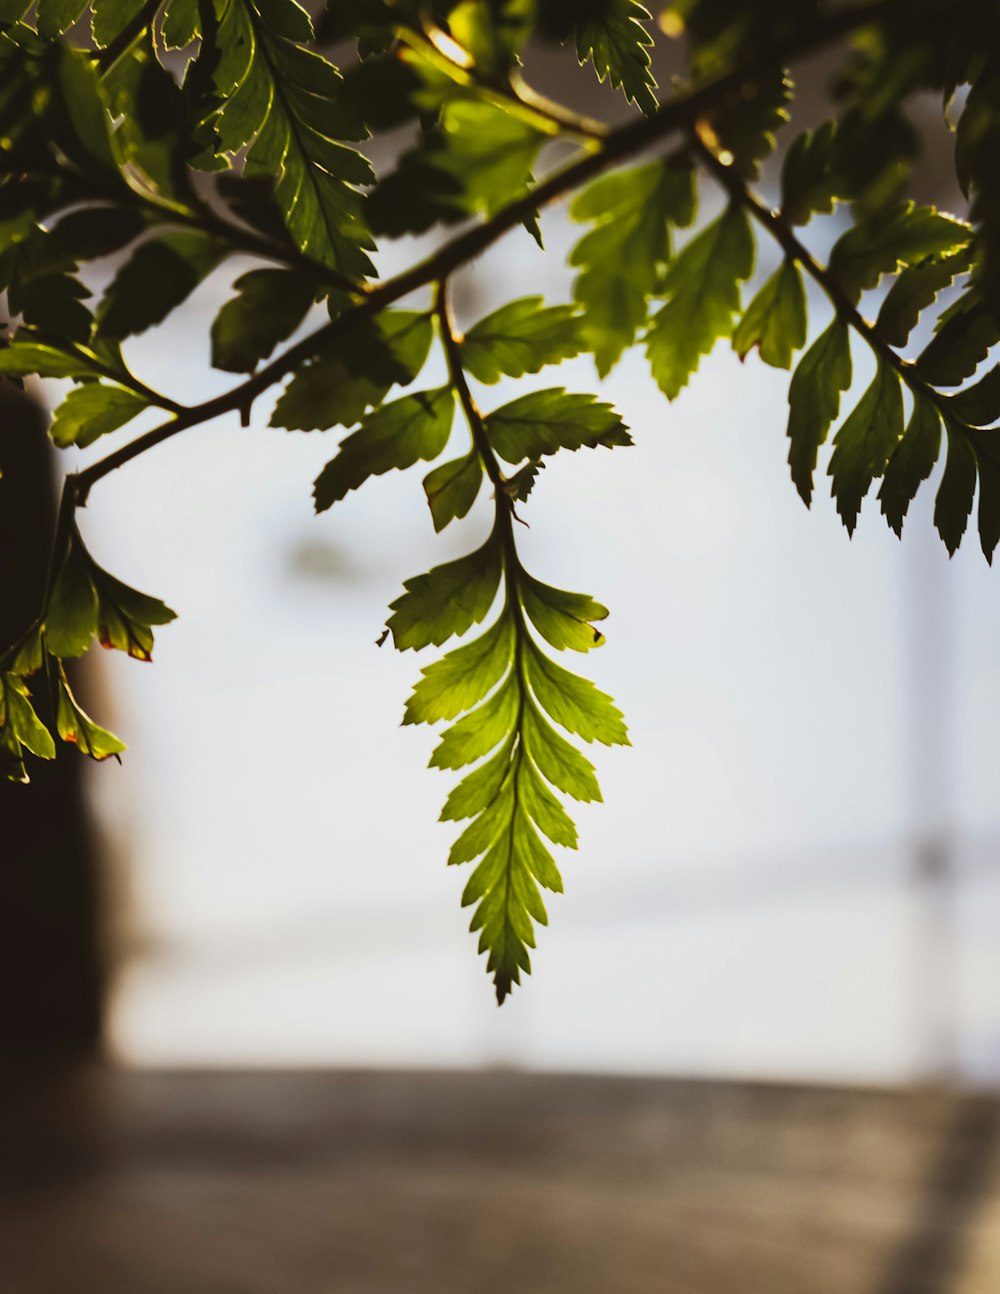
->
(1, 1068, 999, 1293)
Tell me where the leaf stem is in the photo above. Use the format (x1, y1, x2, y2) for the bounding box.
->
(689, 131, 957, 422)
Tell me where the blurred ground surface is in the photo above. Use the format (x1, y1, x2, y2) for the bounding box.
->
(1, 1068, 999, 1293)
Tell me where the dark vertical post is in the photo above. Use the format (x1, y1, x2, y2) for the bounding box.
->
(0, 382, 103, 1061)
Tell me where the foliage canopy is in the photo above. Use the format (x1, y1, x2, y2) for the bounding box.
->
(2, 0, 999, 1000)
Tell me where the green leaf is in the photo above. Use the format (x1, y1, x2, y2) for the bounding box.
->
(521, 573, 608, 652)
(828, 358, 904, 534)
(710, 67, 791, 180)
(571, 159, 696, 375)
(522, 700, 601, 802)
(210, 268, 314, 373)
(45, 542, 99, 659)
(878, 394, 942, 537)
(272, 311, 433, 431)
(36, 0, 88, 39)
(199, 0, 375, 276)
(423, 452, 483, 533)
(460, 298, 585, 385)
(56, 675, 126, 760)
(934, 422, 977, 555)
(162, 0, 200, 48)
(875, 249, 972, 348)
(829, 203, 972, 304)
(732, 259, 807, 369)
(969, 429, 1000, 563)
(523, 640, 629, 745)
(440, 738, 515, 823)
(8, 628, 44, 677)
(98, 233, 224, 339)
(786, 319, 852, 506)
(0, 341, 98, 380)
(48, 383, 147, 449)
(2, 676, 56, 761)
(388, 533, 503, 650)
(91, 0, 148, 49)
(369, 100, 543, 240)
(575, 0, 657, 116)
(46, 536, 176, 662)
(91, 562, 177, 661)
(503, 461, 543, 504)
(946, 365, 1000, 428)
(486, 389, 631, 464)
(430, 673, 518, 770)
(403, 614, 515, 725)
(448, 0, 533, 81)
(780, 121, 846, 226)
(313, 386, 455, 511)
(431, 99, 543, 223)
(916, 290, 1000, 387)
(646, 205, 755, 400)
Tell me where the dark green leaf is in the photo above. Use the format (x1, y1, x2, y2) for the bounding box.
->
(946, 365, 1000, 428)
(916, 290, 1000, 387)
(486, 389, 631, 463)
(829, 202, 971, 304)
(272, 311, 433, 430)
(98, 233, 224, 339)
(969, 429, 1000, 562)
(210, 268, 314, 372)
(828, 358, 904, 534)
(878, 394, 941, 537)
(313, 385, 455, 511)
(780, 120, 846, 226)
(710, 66, 790, 179)
(91, 0, 148, 49)
(786, 319, 852, 506)
(575, 0, 657, 115)
(36, 0, 88, 39)
(875, 249, 972, 348)
(934, 422, 977, 554)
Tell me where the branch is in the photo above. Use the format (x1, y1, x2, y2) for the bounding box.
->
(75, 0, 906, 503)
(434, 279, 507, 493)
(689, 132, 958, 422)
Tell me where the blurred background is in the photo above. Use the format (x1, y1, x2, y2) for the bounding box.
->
(2, 31, 1000, 1294)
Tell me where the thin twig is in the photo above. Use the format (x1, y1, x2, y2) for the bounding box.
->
(690, 132, 960, 422)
